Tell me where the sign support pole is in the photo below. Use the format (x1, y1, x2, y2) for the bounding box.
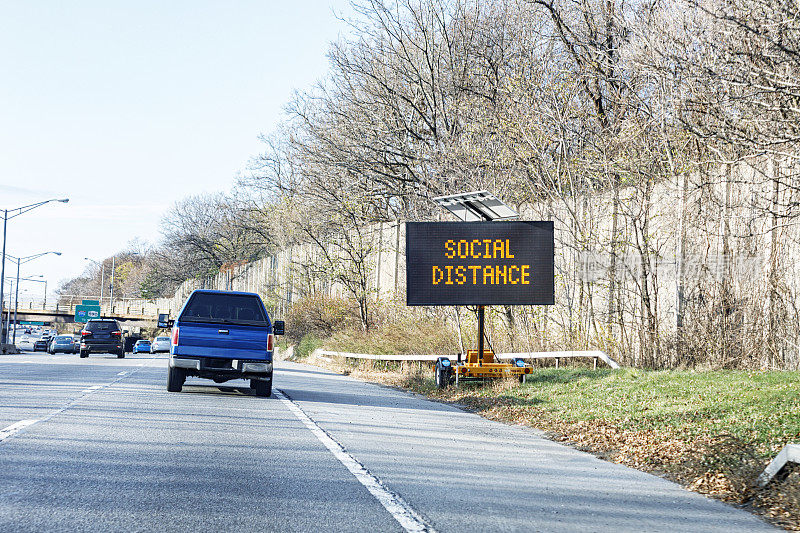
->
(478, 305, 485, 366)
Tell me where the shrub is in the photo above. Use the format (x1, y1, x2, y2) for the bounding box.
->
(294, 334, 323, 360)
(285, 295, 360, 343)
(326, 299, 461, 355)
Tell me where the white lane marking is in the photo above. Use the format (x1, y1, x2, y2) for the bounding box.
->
(276, 390, 436, 533)
(0, 366, 147, 446)
(117, 371, 128, 376)
(0, 419, 40, 442)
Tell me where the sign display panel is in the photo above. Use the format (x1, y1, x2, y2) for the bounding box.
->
(74, 303, 101, 323)
(406, 221, 554, 306)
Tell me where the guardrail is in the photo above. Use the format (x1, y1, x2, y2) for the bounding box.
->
(500, 350, 620, 370)
(313, 349, 619, 369)
(757, 443, 800, 487)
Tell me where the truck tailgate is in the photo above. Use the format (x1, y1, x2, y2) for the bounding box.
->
(176, 322, 269, 361)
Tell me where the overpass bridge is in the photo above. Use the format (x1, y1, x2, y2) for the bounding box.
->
(5, 297, 174, 327)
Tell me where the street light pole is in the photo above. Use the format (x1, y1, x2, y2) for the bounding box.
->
(0, 210, 7, 344)
(13, 259, 19, 345)
(3, 278, 11, 341)
(108, 252, 139, 315)
(3, 275, 43, 341)
(85, 258, 106, 315)
(9, 276, 45, 305)
(7, 252, 61, 345)
(0, 198, 68, 345)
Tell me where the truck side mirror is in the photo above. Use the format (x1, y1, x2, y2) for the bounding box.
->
(157, 313, 172, 329)
(273, 320, 285, 335)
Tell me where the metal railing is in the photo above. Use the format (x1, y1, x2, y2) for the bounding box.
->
(313, 349, 619, 369)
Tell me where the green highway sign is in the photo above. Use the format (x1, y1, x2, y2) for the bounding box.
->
(75, 304, 101, 323)
(82, 300, 100, 306)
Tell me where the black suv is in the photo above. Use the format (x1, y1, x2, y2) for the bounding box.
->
(80, 319, 124, 358)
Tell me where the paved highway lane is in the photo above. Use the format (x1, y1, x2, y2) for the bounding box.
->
(0, 353, 776, 532)
(0, 351, 140, 429)
(0, 353, 398, 532)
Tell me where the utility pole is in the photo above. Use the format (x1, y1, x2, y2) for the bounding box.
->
(110, 256, 115, 314)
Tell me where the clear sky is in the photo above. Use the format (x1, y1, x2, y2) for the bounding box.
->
(0, 0, 353, 302)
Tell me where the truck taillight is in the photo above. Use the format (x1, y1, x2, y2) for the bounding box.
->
(80, 330, 92, 337)
(171, 327, 179, 346)
(267, 333, 274, 352)
(111, 330, 122, 337)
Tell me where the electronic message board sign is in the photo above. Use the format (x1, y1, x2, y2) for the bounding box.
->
(406, 221, 554, 306)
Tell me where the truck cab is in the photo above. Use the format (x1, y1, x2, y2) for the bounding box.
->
(166, 290, 284, 397)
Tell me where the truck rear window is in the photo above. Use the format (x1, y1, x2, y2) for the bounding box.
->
(180, 293, 267, 325)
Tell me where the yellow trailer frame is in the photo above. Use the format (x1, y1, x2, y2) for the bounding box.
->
(454, 349, 532, 382)
(434, 305, 533, 387)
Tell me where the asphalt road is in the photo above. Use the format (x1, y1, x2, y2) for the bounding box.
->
(0, 351, 777, 532)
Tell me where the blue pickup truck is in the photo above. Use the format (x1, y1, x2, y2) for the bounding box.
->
(164, 290, 284, 397)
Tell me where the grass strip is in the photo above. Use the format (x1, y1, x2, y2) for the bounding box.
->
(294, 353, 800, 530)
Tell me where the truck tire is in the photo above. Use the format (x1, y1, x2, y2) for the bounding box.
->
(167, 366, 185, 392)
(79, 350, 88, 358)
(117, 350, 125, 359)
(251, 377, 272, 398)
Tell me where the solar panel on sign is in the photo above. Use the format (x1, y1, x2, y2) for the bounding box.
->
(433, 190, 519, 222)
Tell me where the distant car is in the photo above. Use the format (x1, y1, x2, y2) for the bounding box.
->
(150, 336, 171, 353)
(132, 340, 151, 354)
(49, 335, 78, 354)
(79, 319, 124, 358)
(33, 338, 49, 351)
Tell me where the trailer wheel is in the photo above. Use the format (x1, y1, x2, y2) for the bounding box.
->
(513, 359, 528, 384)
